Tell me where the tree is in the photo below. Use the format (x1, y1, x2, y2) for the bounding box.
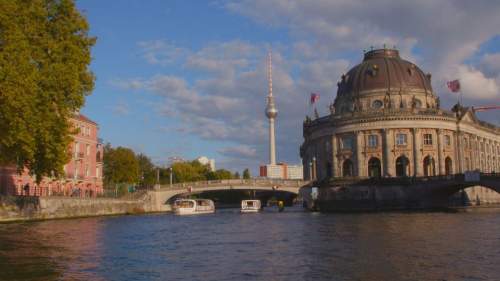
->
(243, 168, 251, 179)
(0, 0, 95, 181)
(103, 145, 139, 186)
(137, 153, 156, 186)
(234, 172, 240, 179)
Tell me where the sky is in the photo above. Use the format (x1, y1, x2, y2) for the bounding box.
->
(77, 0, 500, 174)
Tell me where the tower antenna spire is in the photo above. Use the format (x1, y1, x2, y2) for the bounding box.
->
(268, 50, 273, 97)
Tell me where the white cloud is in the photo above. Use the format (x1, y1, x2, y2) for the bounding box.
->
(112, 1, 500, 171)
(218, 145, 257, 158)
(456, 65, 499, 99)
(112, 101, 130, 116)
(226, 0, 500, 103)
(138, 40, 188, 65)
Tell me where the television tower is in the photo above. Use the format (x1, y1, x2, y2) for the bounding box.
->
(265, 51, 278, 165)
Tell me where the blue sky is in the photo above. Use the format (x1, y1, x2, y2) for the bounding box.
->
(77, 0, 500, 173)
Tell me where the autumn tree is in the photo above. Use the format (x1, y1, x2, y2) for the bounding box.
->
(0, 0, 95, 181)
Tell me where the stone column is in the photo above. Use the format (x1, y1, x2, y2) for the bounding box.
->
(456, 131, 463, 173)
(437, 129, 445, 175)
(383, 129, 394, 177)
(413, 128, 422, 176)
(356, 131, 364, 177)
(332, 135, 338, 178)
(478, 137, 483, 172)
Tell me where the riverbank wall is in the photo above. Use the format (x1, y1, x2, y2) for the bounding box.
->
(306, 184, 500, 212)
(0, 193, 171, 222)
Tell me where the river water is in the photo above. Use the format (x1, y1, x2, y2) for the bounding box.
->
(0, 207, 499, 281)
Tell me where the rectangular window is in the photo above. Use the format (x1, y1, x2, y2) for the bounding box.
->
(396, 133, 407, 145)
(85, 164, 89, 177)
(423, 134, 433, 145)
(74, 142, 79, 158)
(342, 137, 353, 150)
(86, 144, 90, 156)
(368, 135, 378, 147)
(445, 135, 451, 146)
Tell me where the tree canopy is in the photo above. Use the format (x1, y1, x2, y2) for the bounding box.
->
(243, 168, 251, 179)
(103, 145, 139, 186)
(0, 0, 95, 181)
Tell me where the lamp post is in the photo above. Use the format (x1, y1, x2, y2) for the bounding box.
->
(169, 167, 173, 187)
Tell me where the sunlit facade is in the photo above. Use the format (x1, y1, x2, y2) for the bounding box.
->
(0, 113, 104, 197)
(301, 49, 500, 181)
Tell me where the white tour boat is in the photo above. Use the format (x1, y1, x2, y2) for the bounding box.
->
(240, 200, 262, 213)
(173, 199, 215, 215)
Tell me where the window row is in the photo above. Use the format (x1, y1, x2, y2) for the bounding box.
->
(338, 133, 453, 149)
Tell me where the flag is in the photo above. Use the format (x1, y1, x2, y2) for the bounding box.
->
(310, 93, 320, 105)
(446, 79, 460, 93)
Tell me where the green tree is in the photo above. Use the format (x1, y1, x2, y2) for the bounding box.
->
(0, 0, 95, 181)
(243, 168, 251, 179)
(137, 153, 156, 186)
(171, 161, 209, 183)
(103, 145, 139, 186)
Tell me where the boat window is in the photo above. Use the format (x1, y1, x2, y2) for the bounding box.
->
(177, 201, 194, 208)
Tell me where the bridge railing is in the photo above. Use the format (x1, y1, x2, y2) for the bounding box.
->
(157, 179, 309, 190)
(324, 174, 467, 187)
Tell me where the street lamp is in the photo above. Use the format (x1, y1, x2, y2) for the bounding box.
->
(169, 167, 173, 187)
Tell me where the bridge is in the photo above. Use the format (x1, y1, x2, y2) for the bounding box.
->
(145, 179, 310, 211)
(143, 173, 500, 211)
(314, 172, 500, 210)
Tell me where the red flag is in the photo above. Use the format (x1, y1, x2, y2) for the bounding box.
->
(310, 93, 320, 105)
(446, 79, 460, 93)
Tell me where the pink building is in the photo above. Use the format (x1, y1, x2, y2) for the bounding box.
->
(0, 113, 104, 197)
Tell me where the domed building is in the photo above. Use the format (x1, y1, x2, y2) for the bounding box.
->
(301, 48, 500, 181)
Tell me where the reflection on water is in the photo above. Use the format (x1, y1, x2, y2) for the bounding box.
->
(0, 208, 499, 281)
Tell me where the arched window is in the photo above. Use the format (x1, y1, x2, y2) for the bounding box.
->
(423, 155, 436, 177)
(368, 157, 381, 178)
(342, 159, 354, 177)
(395, 156, 410, 177)
(445, 157, 453, 175)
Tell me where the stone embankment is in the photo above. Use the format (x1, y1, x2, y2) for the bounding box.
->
(0, 191, 172, 222)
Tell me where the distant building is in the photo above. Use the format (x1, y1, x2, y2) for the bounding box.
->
(196, 156, 216, 171)
(259, 163, 303, 180)
(0, 113, 104, 197)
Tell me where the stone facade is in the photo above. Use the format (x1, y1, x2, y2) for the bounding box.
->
(301, 49, 500, 181)
(0, 113, 104, 197)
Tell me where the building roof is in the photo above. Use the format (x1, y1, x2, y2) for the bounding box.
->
(73, 113, 97, 125)
(337, 49, 433, 97)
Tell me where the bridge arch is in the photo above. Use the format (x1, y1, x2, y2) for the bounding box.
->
(146, 179, 309, 208)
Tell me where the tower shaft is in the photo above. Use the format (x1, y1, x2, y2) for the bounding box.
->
(265, 51, 278, 165)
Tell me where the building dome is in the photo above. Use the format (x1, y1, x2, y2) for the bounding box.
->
(333, 49, 436, 114)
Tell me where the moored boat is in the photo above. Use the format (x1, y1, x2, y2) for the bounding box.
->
(241, 200, 261, 213)
(173, 199, 215, 215)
